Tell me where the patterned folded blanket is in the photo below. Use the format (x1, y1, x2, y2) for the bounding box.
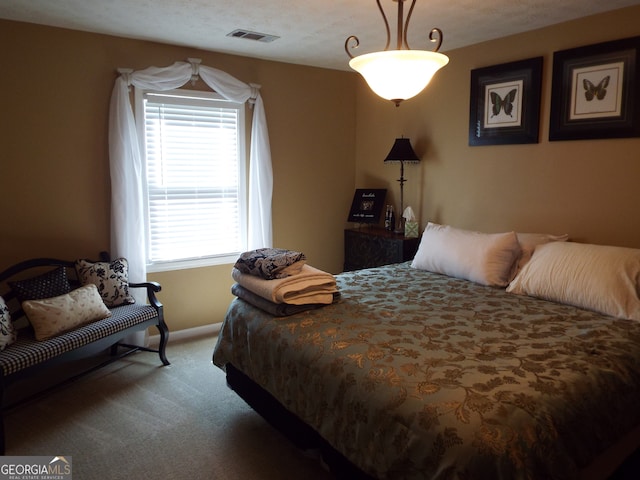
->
(234, 248, 306, 280)
(231, 264, 337, 305)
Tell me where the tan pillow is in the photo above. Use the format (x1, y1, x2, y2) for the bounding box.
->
(411, 222, 522, 287)
(22, 284, 112, 340)
(507, 242, 640, 320)
(515, 232, 569, 275)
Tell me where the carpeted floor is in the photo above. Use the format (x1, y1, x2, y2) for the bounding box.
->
(3, 335, 333, 480)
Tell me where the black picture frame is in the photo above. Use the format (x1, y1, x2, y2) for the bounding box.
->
(347, 189, 387, 224)
(549, 36, 640, 141)
(469, 57, 543, 146)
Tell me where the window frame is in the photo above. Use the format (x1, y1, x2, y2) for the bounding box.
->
(134, 87, 248, 272)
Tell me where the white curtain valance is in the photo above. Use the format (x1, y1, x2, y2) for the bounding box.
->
(108, 60, 273, 291)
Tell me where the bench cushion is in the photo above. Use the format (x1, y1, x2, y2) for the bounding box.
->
(0, 304, 158, 376)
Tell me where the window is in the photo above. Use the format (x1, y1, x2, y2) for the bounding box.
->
(135, 89, 247, 272)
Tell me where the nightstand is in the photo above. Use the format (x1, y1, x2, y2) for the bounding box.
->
(344, 227, 420, 271)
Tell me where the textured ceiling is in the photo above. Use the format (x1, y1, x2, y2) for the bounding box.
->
(2, 0, 640, 71)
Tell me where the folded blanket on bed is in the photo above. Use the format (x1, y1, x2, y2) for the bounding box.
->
(231, 264, 337, 305)
(234, 248, 306, 280)
(231, 284, 340, 316)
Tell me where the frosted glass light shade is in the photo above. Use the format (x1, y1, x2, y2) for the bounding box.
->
(349, 49, 449, 104)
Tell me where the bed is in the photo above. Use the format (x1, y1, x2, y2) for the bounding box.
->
(213, 224, 640, 479)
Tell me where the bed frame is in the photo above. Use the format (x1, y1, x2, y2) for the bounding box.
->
(226, 363, 373, 479)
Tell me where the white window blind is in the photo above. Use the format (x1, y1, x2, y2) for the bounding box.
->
(139, 90, 246, 270)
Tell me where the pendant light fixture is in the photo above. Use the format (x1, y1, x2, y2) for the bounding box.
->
(345, 0, 449, 107)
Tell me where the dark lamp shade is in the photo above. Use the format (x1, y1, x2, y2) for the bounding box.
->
(383, 138, 420, 163)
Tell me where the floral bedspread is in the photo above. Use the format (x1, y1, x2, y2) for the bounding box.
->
(213, 262, 640, 480)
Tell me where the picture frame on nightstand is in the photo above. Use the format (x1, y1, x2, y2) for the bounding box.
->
(347, 189, 386, 224)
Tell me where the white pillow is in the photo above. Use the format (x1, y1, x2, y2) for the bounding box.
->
(507, 241, 640, 320)
(411, 223, 522, 287)
(515, 232, 569, 275)
(22, 284, 112, 341)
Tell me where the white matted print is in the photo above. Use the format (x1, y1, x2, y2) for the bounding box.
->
(484, 80, 523, 128)
(570, 62, 624, 120)
(469, 57, 542, 145)
(549, 36, 640, 141)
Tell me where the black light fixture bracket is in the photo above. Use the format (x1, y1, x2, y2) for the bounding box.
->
(344, 0, 443, 60)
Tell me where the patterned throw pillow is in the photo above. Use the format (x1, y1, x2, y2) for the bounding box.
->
(22, 284, 112, 341)
(0, 296, 17, 350)
(75, 258, 135, 308)
(9, 266, 72, 303)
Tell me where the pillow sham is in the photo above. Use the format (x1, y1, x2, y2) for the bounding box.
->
(75, 258, 135, 307)
(8, 266, 72, 303)
(0, 296, 17, 350)
(515, 232, 569, 274)
(411, 223, 522, 287)
(22, 284, 112, 341)
(507, 241, 640, 321)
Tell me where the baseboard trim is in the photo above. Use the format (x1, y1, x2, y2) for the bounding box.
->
(148, 323, 222, 347)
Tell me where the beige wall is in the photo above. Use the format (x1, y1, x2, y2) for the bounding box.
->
(0, 20, 356, 332)
(3, 6, 640, 334)
(355, 6, 640, 249)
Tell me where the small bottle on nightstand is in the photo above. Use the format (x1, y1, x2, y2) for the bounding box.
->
(384, 205, 392, 230)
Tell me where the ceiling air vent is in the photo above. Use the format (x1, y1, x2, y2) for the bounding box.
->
(227, 29, 280, 43)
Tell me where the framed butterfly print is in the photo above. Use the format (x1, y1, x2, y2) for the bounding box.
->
(549, 35, 640, 141)
(469, 57, 543, 146)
